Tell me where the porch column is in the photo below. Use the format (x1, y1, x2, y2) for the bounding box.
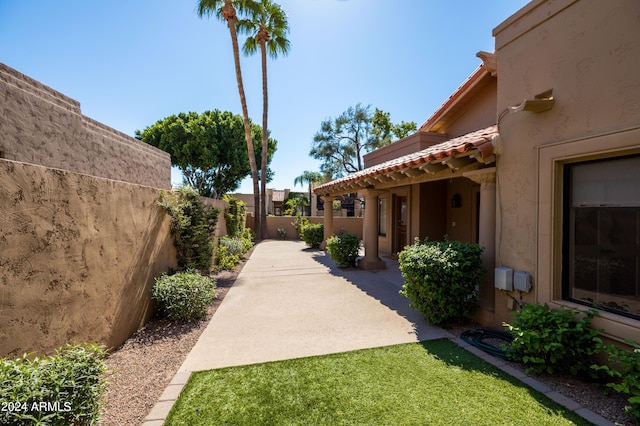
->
(320, 195, 335, 250)
(465, 168, 496, 306)
(359, 188, 386, 270)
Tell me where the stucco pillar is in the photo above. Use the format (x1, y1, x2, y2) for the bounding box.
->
(320, 195, 335, 250)
(465, 168, 496, 307)
(358, 189, 386, 270)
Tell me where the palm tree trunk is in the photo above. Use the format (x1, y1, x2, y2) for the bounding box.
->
(228, 12, 261, 239)
(260, 43, 268, 236)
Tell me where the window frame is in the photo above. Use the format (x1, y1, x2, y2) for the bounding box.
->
(561, 155, 640, 320)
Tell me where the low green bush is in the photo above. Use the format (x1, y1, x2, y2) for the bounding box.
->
(216, 234, 253, 271)
(216, 245, 239, 271)
(593, 339, 640, 421)
(0, 343, 107, 425)
(399, 239, 483, 325)
(152, 271, 216, 322)
(504, 303, 602, 377)
(326, 234, 361, 267)
(301, 223, 323, 248)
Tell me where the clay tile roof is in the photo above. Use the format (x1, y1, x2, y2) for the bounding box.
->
(314, 125, 498, 195)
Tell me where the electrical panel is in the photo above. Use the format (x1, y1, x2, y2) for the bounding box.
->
(514, 271, 532, 292)
(494, 267, 513, 291)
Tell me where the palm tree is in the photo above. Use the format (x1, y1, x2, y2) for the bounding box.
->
(294, 171, 324, 216)
(238, 0, 290, 236)
(197, 0, 262, 239)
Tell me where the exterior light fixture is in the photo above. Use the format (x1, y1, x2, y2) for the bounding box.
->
(510, 89, 554, 113)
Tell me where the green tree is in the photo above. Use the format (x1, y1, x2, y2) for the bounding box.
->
(310, 104, 416, 178)
(371, 108, 417, 145)
(197, 0, 262, 238)
(283, 192, 308, 216)
(239, 0, 290, 239)
(294, 170, 324, 216)
(136, 110, 276, 199)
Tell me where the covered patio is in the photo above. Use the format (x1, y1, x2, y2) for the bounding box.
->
(314, 125, 499, 277)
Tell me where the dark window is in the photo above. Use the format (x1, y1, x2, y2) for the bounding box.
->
(563, 155, 640, 319)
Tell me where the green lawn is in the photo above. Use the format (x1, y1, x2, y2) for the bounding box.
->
(165, 339, 592, 425)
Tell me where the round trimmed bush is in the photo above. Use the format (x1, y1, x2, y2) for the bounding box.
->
(399, 239, 484, 325)
(152, 271, 216, 322)
(326, 234, 361, 267)
(301, 223, 324, 248)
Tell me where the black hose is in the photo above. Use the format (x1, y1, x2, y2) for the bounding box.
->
(460, 328, 513, 360)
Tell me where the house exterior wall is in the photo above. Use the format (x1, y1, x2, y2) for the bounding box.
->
(443, 78, 498, 138)
(493, 0, 640, 338)
(0, 62, 171, 189)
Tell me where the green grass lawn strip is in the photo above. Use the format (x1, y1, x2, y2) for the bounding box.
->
(165, 339, 592, 425)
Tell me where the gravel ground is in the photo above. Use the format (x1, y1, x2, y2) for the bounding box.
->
(100, 265, 240, 426)
(100, 252, 636, 426)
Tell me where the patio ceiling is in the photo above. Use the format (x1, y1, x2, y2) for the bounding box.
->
(314, 125, 498, 196)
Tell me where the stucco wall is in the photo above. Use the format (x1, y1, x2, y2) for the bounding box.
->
(492, 0, 640, 332)
(0, 159, 176, 357)
(0, 62, 171, 189)
(264, 216, 363, 241)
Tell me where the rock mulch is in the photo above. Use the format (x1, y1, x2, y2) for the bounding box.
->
(100, 266, 239, 426)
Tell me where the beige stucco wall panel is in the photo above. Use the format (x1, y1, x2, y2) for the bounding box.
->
(0, 160, 176, 357)
(0, 62, 171, 189)
(446, 80, 498, 138)
(264, 216, 363, 241)
(446, 178, 475, 243)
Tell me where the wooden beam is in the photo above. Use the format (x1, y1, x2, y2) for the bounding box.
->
(420, 162, 447, 174)
(442, 156, 475, 170)
(388, 171, 405, 181)
(401, 167, 423, 177)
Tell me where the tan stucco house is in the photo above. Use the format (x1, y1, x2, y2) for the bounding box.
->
(314, 0, 640, 344)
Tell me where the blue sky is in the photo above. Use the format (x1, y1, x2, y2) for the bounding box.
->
(0, 0, 530, 193)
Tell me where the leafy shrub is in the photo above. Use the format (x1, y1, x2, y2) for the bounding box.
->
(291, 214, 309, 239)
(277, 227, 287, 239)
(152, 271, 216, 322)
(242, 228, 254, 252)
(215, 234, 253, 271)
(503, 303, 602, 376)
(301, 223, 323, 248)
(0, 343, 107, 425)
(157, 186, 219, 272)
(399, 238, 483, 325)
(219, 236, 246, 257)
(592, 339, 640, 421)
(223, 195, 246, 238)
(326, 234, 361, 267)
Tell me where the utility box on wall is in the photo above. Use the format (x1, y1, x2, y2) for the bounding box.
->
(514, 271, 532, 292)
(495, 266, 513, 291)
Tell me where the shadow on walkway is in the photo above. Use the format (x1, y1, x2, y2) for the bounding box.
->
(308, 249, 440, 341)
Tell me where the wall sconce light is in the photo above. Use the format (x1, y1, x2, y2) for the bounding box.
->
(510, 89, 554, 113)
(358, 197, 365, 209)
(451, 193, 462, 208)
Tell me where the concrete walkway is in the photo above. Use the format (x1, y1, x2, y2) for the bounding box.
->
(143, 240, 613, 426)
(179, 240, 450, 371)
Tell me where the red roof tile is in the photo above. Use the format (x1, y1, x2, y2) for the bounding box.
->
(315, 125, 497, 194)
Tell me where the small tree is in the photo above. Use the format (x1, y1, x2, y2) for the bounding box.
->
(157, 186, 219, 272)
(310, 104, 416, 178)
(136, 110, 276, 199)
